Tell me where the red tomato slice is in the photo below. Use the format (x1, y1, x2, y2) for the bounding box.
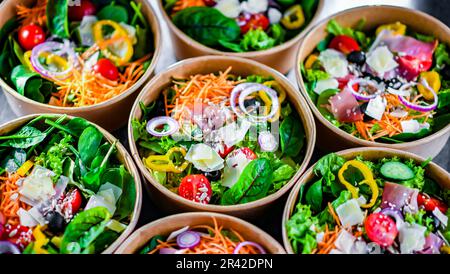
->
(93, 58, 119, 81)
(218, 144, 235, 158)
(417, 193, 448, 213)
(329, 35, 360, 55)
(365, 213, 398, 247)
(68, 0, 97, 21)
(396, 55, 433, 81)
(178, 175, 212, 204)
(62, 188, 83, 215)
(237, 13, 270, 34)
(18, 25, 46, 51)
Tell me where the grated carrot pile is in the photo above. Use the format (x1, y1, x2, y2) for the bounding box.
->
(166, 67, 244, 120)
(16, 0, 48, 27)
(172, 0, 205, 13)
(0, 173, 29, 226)
(148, 218, 262, 254)
(50, 54, 152, 107)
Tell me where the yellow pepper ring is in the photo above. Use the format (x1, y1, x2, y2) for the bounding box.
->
(93, 20, 134, 66)
(144, 147, 189, 174)
(376, 21, 407, 36)
(417, 71, 441, 101)
(280, 4, 305, 30)
(261, 81, 287, 122)
(338, 160, 379, 208)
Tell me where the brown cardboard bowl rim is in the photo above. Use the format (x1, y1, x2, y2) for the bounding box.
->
(0, 0, 162, 112)
(127, 55, 316, 213)
(295, 5, 450, 149)
(114, 212, 286, 254)
(157, 0, 325, 57)
(281, 147, 450, 254)
(0, 113, 143, 254)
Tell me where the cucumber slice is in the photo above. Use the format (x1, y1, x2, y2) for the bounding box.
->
(380, 162, 415, 181)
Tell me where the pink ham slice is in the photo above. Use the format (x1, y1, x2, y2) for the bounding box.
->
(329, 87, 363, 122)
(381, 182, 419, 211)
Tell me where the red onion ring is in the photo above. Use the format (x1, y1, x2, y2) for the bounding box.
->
(159, 248, 178, 254)
(146, 116, 179, 137)
(0, 241, 21, 254)
(233, 241, 266, 254)
(398, 79, 438, 112)
(176, 231, 201, 249)
(347, 78, 382, 101)
(30, 41, 77, 80)
(230, 83, 255, 118)
(258, 131, 278, 152)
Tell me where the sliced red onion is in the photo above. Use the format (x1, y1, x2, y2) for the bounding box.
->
(258, 131, 278, 152)
(238, 84, 279, 122)
(0, 241, 21, 254)
(398, 79, 438, 112)
(416, 233, 444, 254)
(167, 226, 189, 241)
(30, 41, 77, 80)
(146, 116, 180, 137)
(380, 208, 405, 229)
(230, 83, 255, 118)
(347, 78, 382, 101)
(159, 248, 178, 254)
(176, 231, 201, 249)
(233, 241, 266, 254)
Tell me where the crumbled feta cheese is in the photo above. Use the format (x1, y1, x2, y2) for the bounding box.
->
(365, 96, 386, 121)
(214, 0, 242, 18)
(390, 107, 408, 118)
(399, 224, 426, 254)
(334, 230, 356, 254)
(400, 120, 421, 133)
(19, 166, 56, 205)
(240, 0, 268, 14)
(85, 194, 116, 215)
(432, 208, 448, 228)
(366, 46, 398, 75)
(79, 16, 97, 46)
(185, 143, 224, 172)
(314, 78, 339, 95)
(336, 199, 365, 228)
(318, 49, 349, 78)
(120, 22, 137, 44)
(268, 8, 282, 24)
(221, 152, 252, 188)
(18, 208, 39, 227)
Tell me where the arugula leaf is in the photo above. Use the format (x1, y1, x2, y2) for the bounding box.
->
(46, 0, 70, 38)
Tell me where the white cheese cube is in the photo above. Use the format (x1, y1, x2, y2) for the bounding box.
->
(365, 96, 386, 121)
(336, 199, 365, 228)
(314, 78, 339, 95)
(318, 49, 349, 78)
(366, 46, 398, 75)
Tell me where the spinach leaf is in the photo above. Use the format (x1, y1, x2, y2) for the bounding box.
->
(61, 207, 111, 254)
(0, 126, 47, 149)
(11, 65, 55, 103)
(433, 113, 450, 132)
(114, 166, 136, 221)
(389, 127, 432, 142)
(134, 25, 151, 59)
(140, 235, 165, 254)
(78, 126, 103, 165)
(317, 190, 351, 226)
(173, 7, 240, 47)
(0, 17, 18, 48)
(46, 0, 70, 38)
(272, 164, 295, 182)
(82, 141, 117, 192)
(300, 0, 319, 21)
(313, 153, 346, 196)
(66, 117, 90, 137)
(97, 4, 129, 23)
(1, 149, 26, 173)
(305, 179, 323, 212)
(91, 230, 120, 253)
(220, 158, 273, 205)
(280, 115, 305, 157)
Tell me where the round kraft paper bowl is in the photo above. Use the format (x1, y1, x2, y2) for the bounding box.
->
(128, 55, 316, 219)
(0, 0, 162, 131)
(157, 0, 325, 74)
(115, 212, 286, 254)
(0, 114, 143, 254)
(295, 5, 450, 158)
(281, 147, 450, 254)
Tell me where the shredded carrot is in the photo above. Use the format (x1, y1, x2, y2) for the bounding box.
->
(0, 173, 29, 226)
(172, 0, 205, 13)
(148, 217, 263, 254)
(16, 0, 48, 27)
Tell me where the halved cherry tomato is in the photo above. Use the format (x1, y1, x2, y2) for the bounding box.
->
(237, 13, 270, 34)
(337, 74, 359, 90)
(239, 147, 257, 160)
(365, 213, 398, 247)
(68, 0, 97, 21)
(18, 25, 46, 51)
(93, 58, 119, 81)
(218, 145, 235, 158)
(329, 35, 360, 55)
(397, 55, 433, 81)
(4, 224, 33, 250)
(178, 175, 212, 204)
(62, 188, 83, 215)
(417, 193, 448, 213)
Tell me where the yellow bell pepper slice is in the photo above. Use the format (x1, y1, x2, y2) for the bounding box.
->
(24, 51, 35, 71)
(259, 81, 286, 122)
(281, 5, 305, 30)
(93, 20, 134, 66)
(338, 160, 379, 209)
(376, 22, 407, 36)
(305, 54, 318, 70)
(417, 71, 441, 101)
(144, 147, 189, 173)
(17, 160, 34, 177)
(32, 226, 49, 254)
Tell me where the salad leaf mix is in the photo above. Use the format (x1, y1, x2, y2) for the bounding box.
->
(133, 67, 306, 206)
(0, 0, 154, 107)
(287, 153, 450, 254)
(164, 0, 319, 52)
(302, 20, 450, 143)
(0, 115, 136, 254)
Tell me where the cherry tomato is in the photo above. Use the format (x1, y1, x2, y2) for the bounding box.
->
(417, 193, 448, 213)
(396, 55, 433, 81)
(337, 74, 359, 90)
(4, 224, 33, 250)
(218, 144, 235, 158)
(63, 188, 83, 215)
(203, 0, 216, 6)
(68, 0, 97, 21)
(18, 25, 46, 51)
(93, 58, 119, 81)
(365, 213, 398, 247)
(329, 35, 360, 55)
(178, 175, 212, 204)
(239, 147, 257, 160)
(237, 13, 270, 34)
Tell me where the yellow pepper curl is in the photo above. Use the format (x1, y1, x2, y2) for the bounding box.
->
(144, 147, 189, 173)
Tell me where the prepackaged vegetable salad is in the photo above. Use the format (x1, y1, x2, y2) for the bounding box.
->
(133, 67, 306, 206)
(301, 20, 450, 143)
(0, 115, 136, 254)
(286, 153, 450, 254)
(163, 0, 319, 52)
(0, 0, 154, 107)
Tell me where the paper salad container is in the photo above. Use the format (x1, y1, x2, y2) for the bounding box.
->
(115, 212, 286, 254)
(128, 55, 316, 219)
(295, 5, 450, 158)
(0, 0, 162, 131)
(0, 114, 143, 254)
(281, 147, 450, 254)
(157, 0, 324, 74)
